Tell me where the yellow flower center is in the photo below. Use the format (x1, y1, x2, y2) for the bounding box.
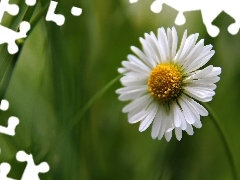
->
(148, 63, 183, 103)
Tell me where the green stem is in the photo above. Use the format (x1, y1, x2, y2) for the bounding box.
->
(0, 2, 40, 100)
(203, 103, 238, 180)
(28, 1, 50, 35)
(47, 75, 122, 160)
(69, 74, 122, 128)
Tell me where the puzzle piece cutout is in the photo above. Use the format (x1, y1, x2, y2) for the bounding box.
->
(25, 0, 37, 6)
(0, 99, 10, 111)
(46, 1, 65, 26)
(0, 0, 19, 23)
(0, 21, 30, 54)
(129, 0, 138, 3)
(0, 163, 16, 180)
(0, 100, 19, 136)
(0, 116, 19, 136)
(130, 0, 240, 37)
(71, 7, 82, 16)
(16, 151, 50, 180)
(0, 0, 33, 54)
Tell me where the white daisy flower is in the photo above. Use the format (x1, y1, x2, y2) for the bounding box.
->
(116, 27, 221, 141)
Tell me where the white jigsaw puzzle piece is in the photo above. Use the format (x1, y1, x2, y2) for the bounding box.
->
(16, 151, 50, 180)
(0, 0, 19, 23)
(149, 0, 240, 37)
(46, 1, 65, 26)
(25, 0, 37, 6)
(0, 116, 19, 136)
(0, 99, 9, 111)
(0, 21, 31, 54)
(129, 0, 138, 3)
(71, 7, 82, 16)
(0, 163, 16, 180)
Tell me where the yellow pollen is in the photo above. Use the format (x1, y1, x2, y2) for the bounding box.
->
(148, 63, 183, 103)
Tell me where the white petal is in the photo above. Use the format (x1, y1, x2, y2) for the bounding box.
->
(185, 51, 215, 73)
(172, 103, 182, 127)
(118, 88, 148, 101)
(180, 113, 187, 130)
(184, 87, 213, 99)
(143, 33, 161, 64)
(139, 37, 158, 67)
(185, 123, 194, 135)
(127, 55, 151, 72)
(157, 108, 168, 140)
(158, 27, 169, 61)
(181, 95, 201, 124)
(178, 98, 196, 124)
(185, 83, 216, 90)
(181, 94, 208, 116)
(117, 85, 148, 101)
(193, 118, 202, 128)
(191, 65, 213, 79)
(209, 67, 221, 76)
(116, 85, 147, 94)
(118, 67, 127, 73)
(175, 128, 182, 141)
(150, 31, 163, 63)
(192, 76, 220, 84)
(151, 107, 163, 139)
(128, 100, 154, 124)
(131, 46, 154, 69)
(171, 27, 178, 60)
(139, 102, 159, 132)
(185, 89, 213, 102)
(122, 61, 149, 76)
(167, 28, 173, 61)
(182, 39, 204, 69)
(178, 34, 199, 66)
(174, 30, 187, 61)
(165, 131, 172, 142)
(120, 75, 147, 86)
(122, 94, 152, 113)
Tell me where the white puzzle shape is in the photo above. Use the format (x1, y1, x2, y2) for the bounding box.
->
(0, 116, 19, 136)
(0, 99, 19, 136)
(0, 99, 10, 111)
(0, 21, 31, 54)
(71, 7, 82, 16)
(131, 0, 240, 37)
(0, 0, 31, 54)
(16, 151, 50, 180)
(0, 0, 19, 23)
(25, 0, 37, 6)
(0, 163, 16, 180)
(129, 0, 138, 3)
(46, 1, 65, 26)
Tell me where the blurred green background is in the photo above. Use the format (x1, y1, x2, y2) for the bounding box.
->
(0, 0, 240, 179)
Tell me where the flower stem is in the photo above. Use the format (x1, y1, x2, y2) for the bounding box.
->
(47, 75, 122, 160)
(0, 1, 40, 100)
(69, 74, 122, 128)
(203, 103, 238, 180)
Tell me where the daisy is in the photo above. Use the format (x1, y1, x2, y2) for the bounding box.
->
(116, 27, 221, 141)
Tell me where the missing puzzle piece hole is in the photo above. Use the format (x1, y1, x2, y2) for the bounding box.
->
(16, 151, 50, 179)
(129, 0, 138, 4)
(0, 163, 15, 180)
(0, 99, 9, 111)
(151, 0, 162, 13)
(25, 0, 36, 6)
(6, 21, 30, 54)
(8, 4, 19, 16)
(45, 1, 65, 26)
(71, 7, 82, 16)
